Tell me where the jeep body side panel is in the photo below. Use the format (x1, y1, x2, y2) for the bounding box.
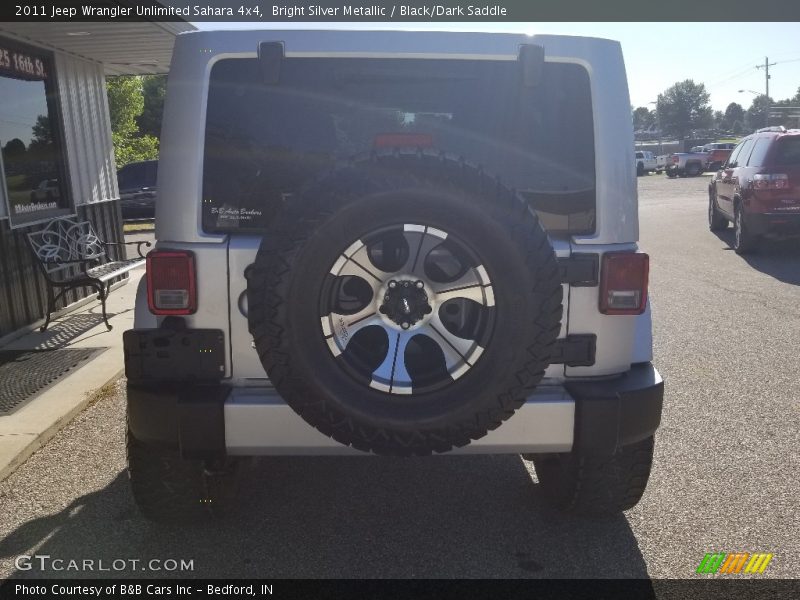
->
(565, 242, 646, 377)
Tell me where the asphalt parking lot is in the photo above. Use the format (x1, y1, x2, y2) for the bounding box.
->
(0, 173, 798, 580)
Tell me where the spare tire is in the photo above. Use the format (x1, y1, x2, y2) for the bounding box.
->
(247, 151, 563, 456)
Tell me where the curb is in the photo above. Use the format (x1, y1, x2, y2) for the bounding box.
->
(0, 368, 124, 483)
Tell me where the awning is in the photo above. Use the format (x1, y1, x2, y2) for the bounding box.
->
(0, 21, 195, 75)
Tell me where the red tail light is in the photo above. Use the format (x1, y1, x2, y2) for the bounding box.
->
(146, 250, 197, 315)
(671, 156, 679, 164)
(752, 174, 789, 190)
(373, 133, 434, 148)
(599, 252, 649, 315)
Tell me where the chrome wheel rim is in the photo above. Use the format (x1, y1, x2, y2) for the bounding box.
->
(320, 224, 496, 395)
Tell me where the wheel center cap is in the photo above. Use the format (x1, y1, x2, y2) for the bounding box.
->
(379, 280, 432, 329)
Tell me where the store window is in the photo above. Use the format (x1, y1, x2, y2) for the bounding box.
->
(0, 37, 70, 226)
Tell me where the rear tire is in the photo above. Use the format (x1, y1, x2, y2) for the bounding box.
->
(127, 430, 238, 522)
(708, 190, 728, 231)
(532, 436, 655, 516)
(686, 163, 701, 177)
(733, 203, 757, 255)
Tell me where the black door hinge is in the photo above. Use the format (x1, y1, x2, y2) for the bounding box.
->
(550, 334, 596, 367)
(558, 254, 599, 286)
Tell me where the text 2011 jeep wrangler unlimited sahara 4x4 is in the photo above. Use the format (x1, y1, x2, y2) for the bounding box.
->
(123, 30, 664, 521)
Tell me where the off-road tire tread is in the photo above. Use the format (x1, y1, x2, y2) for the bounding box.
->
(127, 430, 233, 522)
(533, 436, 655, 516)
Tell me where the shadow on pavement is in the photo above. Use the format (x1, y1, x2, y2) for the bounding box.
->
(7, 313, 111, 351)
(0, 455, 651, 580)
(713, 230, 800, 285)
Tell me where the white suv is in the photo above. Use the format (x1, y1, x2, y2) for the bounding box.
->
(123, 30, 663, 521)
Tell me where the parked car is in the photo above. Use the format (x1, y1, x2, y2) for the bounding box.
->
(708, 126, 800, 254)
(703, 142, 736, 171)
(665, 150, 707, 177)
(29, 179, 60, 202)
(124, 30, 663, 522)
(635, 150, 658, 176)
(118, 159, 157, 219)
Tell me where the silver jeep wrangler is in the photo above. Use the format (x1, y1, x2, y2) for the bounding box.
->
(124, 30, 663, 521)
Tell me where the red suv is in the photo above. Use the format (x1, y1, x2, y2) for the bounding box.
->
(708, 127, 800, 254)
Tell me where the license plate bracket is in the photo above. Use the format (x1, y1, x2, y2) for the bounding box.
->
(123, 328, 225, 383)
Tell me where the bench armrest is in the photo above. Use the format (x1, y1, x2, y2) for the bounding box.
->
(103, 240, 152, 259)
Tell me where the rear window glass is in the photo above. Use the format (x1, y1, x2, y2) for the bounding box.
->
(729, 139, 754, 168)
(747, 137, 772, 167)
(118, 161, 157, 190)
(773, 137, 800, 166)
(202, 57, 595, 235)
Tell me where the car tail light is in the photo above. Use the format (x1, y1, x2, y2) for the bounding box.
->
(147, 251, 197, 315)
(373, 133, 434, 148)
(752, 174, 789, 190)
(671, 156, 679, 164)
(599, 252, 649, 315)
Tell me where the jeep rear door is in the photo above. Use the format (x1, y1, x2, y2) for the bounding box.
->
(201, 55, 597, 383)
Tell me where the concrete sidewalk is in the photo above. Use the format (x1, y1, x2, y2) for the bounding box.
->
(0, 266, 144, 481)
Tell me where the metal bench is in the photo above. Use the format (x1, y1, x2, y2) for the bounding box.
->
(27, 216, 151, 331)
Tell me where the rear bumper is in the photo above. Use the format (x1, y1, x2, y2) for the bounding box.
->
(127, 363, 663, 458)
(746, 212, 800, 236)
(566, 362, 664, 454)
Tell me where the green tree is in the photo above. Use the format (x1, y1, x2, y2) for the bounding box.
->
(106, 75, 158, 167)
(632, 106, 655, 131)
(27, 115, 54, 157)
(137, 75, 167, 138)
(2, 138, 26, 158)
(722, 102, 745, 131)
(744, 95, 772, 131)
(656, 80, 714, 141)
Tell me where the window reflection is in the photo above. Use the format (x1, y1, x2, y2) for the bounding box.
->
(0, 39, 68, 224)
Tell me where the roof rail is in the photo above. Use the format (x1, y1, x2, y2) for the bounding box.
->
(756, 126, 786, 133)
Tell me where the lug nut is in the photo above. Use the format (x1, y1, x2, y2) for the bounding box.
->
(403, 281, 410, 287)
(401, 322, 410, 329)
(389, 281, 396, 289)
(416, 281, 424, 288)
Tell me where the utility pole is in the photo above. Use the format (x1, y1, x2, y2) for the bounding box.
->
(755, 56, 777, 99)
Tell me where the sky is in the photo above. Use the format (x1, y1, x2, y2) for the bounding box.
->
(192, 21, 800, 112)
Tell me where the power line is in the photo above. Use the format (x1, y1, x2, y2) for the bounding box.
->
(707, 66, 757, 89)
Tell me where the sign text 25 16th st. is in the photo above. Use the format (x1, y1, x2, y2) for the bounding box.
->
(0, 46, 46, 80)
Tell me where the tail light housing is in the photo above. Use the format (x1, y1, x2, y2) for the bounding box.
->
(752, 174, 789, 190)
(671, 155, 679, 164)
(373, 133, 434, 148)
(599, 252, 649, 315)
(147, 250, 197, 315)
